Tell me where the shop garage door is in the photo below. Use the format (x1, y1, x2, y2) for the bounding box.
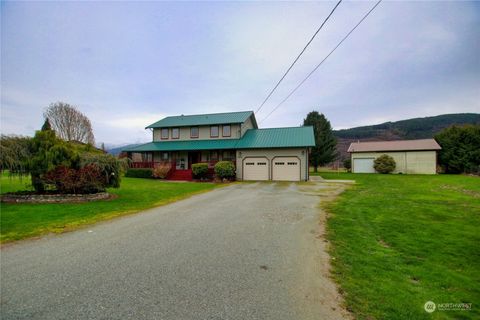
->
(353, 158, 375, 173)
(243, 157, 269, 181)
(272, 157, 300, 181)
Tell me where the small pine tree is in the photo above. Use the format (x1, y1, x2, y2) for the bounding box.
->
(41, 118, 52, 131)
(303, 111, 337, 172)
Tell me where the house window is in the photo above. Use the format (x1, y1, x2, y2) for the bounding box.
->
(161, 128, 169, 139)
(210, 126, 219, 137)
(222, 125, 231, 137)
(171, 128, 179, 139)
(162, 152, 169, 160)
(210, 151, 218, 160)
(223, 151, 235, 160)
(190, 127, 199, 138)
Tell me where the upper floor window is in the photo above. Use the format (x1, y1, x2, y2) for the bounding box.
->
(191, 127, 199, 138)
(210, 125, 219, 137)
(171, 128, 179, 139)
(222, 125, 231, 137)
(161, 128, 169, 139)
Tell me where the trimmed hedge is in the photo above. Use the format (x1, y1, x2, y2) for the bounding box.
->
(192, 163, 208, 179)
(214, 161, 235, 179)
(125, 168, 153, 178)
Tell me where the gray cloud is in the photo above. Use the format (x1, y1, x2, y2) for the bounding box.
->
(1, 1, 479, 145)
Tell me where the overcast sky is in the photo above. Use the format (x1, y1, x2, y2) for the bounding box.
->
(1, 1, 479, 146)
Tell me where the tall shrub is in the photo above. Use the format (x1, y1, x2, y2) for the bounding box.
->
(435, 125, 480, 174)
(28, 130, 79, 192)
(80, 153, 126, 188)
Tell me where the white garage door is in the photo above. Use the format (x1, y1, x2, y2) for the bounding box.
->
(243, 157, 269, 181)
(353, 158, 375, 173)
(272, 157, 300, 181)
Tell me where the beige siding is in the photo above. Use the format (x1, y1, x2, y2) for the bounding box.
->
(406, 151, 437, 174)
(240, 116, 255, 137)
(153, 124, 241, 141)
(351, 151, 437, 174)
(236, 148, 308, 181)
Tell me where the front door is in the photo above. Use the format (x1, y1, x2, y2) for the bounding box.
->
(176, 152, 188, 170)
(188, 152, 201, 169)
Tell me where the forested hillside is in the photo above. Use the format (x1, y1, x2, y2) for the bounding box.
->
(334, 113, 480, 161)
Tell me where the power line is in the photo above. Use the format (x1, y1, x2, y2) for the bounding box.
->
(255, 0, 343, 114)
(260, 0, 383, 124)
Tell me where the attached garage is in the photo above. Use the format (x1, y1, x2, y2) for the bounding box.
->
(243, 157, 269, 181)
(272, 157, 301, 181)
(233, 126, 315, 181)
(348, 139, 441, 174)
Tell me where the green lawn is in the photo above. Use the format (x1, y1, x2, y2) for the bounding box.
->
(0, 173, 219, 243)
(317, 172, 480, 319)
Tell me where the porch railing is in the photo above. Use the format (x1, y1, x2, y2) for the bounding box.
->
(129, 160, 235, 169)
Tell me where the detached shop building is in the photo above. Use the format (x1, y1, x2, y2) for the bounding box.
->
(123, 111, 315, 181)
(348, 139, 441, 174)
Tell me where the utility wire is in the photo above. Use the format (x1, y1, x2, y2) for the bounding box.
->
(260, 0, 383, 124)
(255, 0, 343, 114)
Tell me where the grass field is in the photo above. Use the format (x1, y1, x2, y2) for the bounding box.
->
(316, 172, 480, 319)
(0, 173, 219, 243)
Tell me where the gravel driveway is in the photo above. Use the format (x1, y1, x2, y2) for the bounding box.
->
(1, 181, 350, 320)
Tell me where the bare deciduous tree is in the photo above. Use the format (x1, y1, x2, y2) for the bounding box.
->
(44, 102, 95, 145)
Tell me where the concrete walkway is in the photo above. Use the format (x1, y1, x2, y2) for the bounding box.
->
(1, 181, 350, 320)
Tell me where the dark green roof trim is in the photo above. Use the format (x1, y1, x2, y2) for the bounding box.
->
(123, 139, 239, 152)
(235, 126, 315, 149)
(124, 126, 315, 152)
(146, 111, 254, 129)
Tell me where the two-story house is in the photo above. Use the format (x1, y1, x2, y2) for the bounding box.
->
(123, 111, 315, 181)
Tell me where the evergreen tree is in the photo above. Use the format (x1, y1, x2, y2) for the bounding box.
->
(41, 118, 52, 131)
(435, 125, 480, 174)
(303, 111, 337, 172)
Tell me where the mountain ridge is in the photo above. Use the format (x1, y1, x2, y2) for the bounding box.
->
(333, 113, 480, 161)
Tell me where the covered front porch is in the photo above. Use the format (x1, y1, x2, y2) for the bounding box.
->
(127, 150, 236, 180)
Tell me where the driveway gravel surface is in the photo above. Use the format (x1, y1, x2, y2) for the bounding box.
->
(1, 181, 350, 320)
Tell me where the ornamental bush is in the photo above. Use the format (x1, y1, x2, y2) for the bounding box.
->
(343, 158, 352, 172)
(80, 153, 127, 188)
(43, 164, 104, 194)
(192, 163, 208, 179)
(1, 123, 125, 194)
(125, 168, 153, 178)
(374, 154, 396, 174)
(153, 163, 172, 179)
(214, 161, 235, 180)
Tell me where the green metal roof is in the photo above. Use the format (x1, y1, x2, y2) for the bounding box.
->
(235, 126, 315, 149)
(146, 111, 255, 128)
(124, 126, 315, 152)
(123, 139, 239, 152)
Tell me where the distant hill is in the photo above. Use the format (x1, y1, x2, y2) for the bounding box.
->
(334, 113, 480, 161)
(107, 144, 141, 156)
(105, 113, 480, 161)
